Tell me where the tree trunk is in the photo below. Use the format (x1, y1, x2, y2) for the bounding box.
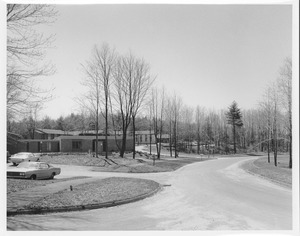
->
(267, 141, 270, 163)
(105, 97, 108, 159)
(289, 113, 292, 168)
(95, 113, 99, 158)
(174, 120, 177, 158)
(197, 128, 200, 154)
(267, 129, 270, 163)
(233, 123, 236, 154)
(149, 121, 152, 155)
(169, 120, 172, 157)
(132, 116, 136, 159)
(120, 132, 127, 158)
(289, 134, 292, 168)
(157, 129, 162, 160)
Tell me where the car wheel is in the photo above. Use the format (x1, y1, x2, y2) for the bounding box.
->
(13, 163, 17, 166)
(30, 175, 37, 180)
(50, 173, 55, 179)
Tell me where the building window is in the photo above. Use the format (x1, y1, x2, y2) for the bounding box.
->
(72, 141, 82, 151)
(140, 135, 142, 143)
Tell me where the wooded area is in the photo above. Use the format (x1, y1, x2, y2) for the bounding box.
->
(6, 5, 293, 168)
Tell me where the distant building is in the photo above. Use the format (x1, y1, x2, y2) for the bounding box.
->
(134, 131, 169, 145)
(57, 135, 133, 153)
(135, 131, 155, 145)
(8, 128, 158, 154)
(8, 130, 133, 154)
(18, 139, 60, 153)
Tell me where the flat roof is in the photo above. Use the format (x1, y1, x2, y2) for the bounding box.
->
(56, 135, 133, 140)
(35, 129, 70, 135)
(19, 139, 59, 142)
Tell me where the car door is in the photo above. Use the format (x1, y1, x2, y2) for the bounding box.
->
(38, 163, 49, 179)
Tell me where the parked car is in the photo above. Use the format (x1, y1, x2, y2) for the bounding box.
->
(7, 162, 61, 180)
(9, 152, 40, 166)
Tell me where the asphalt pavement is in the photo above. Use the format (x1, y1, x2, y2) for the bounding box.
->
(7, 156, 293, 230)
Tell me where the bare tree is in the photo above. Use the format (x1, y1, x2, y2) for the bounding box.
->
(171, 93, 182, 158)
(131, 58, 154, 159)
(7, 4, 57, 118)
(182, 105, 194, 153)
(112, 54, 135, 157)
(94, 44, 115, 158)
(111, 52, 154, 158)
(147, 104, 153, 155)
(270, 82, 280, 166)
(79, 44, 116, 158)
(78, 43, 115, 158)
(259, 86, 273, 162)
(164, 95, 174, 157)
(150, 87, 165, 159)
(277, 57, 292, 168)
(195, 106, 205, 154)
(24, 103, 42, 139)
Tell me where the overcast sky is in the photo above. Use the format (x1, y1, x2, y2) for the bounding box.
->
(26, 3, 292, 119)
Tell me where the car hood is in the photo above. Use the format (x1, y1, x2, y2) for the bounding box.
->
(7, 168, 35, 172)
(11, 156, 29, 160)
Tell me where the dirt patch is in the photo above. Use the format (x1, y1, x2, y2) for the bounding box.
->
(23, 177, 160, 211)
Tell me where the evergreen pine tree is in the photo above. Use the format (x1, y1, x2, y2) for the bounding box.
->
(226, 101, 243, 154)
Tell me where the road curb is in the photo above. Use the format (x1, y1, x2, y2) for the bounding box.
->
(7, 184, 162, 216)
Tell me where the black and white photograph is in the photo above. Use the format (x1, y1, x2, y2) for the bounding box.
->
(1, 0, 299, 234)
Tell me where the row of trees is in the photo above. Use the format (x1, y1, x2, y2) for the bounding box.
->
(7, 56, 292, 168)
(77, 44, 154, 158)
(258, 57, 292, 168)
(6, 5, 292, 168)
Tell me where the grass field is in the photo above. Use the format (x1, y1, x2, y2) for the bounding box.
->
(241, 154, 292, 188)
(23, 177, 160, 211)
(7, 177, 89, 194)
(40, 153, 212, 173)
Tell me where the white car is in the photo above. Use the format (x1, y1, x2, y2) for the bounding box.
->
(9, 152, 40, 166)
(7, 162, 61, 180)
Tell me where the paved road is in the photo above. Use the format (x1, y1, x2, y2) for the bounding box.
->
(7, 156, 292, 230)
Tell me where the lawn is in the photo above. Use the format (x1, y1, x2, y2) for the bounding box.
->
(241, 154, 292, 188)
(7, 177, 89, 194)
(23, 177, 160, 211)
(40, 152, 213, 173)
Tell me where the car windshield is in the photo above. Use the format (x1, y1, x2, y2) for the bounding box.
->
(17, 162, 39, 169)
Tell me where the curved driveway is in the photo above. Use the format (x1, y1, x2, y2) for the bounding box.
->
(7, 156, 292, 230)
